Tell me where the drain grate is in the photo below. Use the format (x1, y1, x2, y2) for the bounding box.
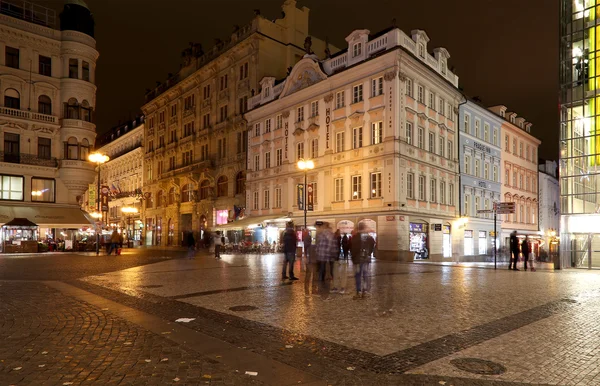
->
(229, 305, 258, 312)
(139, 285, 163, 289)
(450, 358, 506, 375)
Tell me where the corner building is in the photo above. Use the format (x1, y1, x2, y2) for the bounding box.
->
(0, 0, 98, 245)
(559, 0, 600, 268)
(141, 1, 333, 246)
(245, 28, 462, 261)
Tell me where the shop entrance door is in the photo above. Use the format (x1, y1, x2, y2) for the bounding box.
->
(591, 234, 600, 268)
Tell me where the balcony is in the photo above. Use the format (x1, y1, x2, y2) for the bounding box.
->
(169, 116, 178, 125)
(183, 107, 195, 118)
(0, 151, 57, 167)
(61, 118, 95, 131)
(0, 106, 59, 125)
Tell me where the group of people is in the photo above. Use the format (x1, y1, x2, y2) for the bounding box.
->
(281, 221, 375, 300)
(508, 230, 535, 271)
(186, 231, 224, 259)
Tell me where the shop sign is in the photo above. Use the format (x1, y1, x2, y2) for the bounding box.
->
(325, 108, 331, 149)
(297, 184, 304, 210)
(101, 185, 110, 212)
(443, 225, 451, 234)
(307, 183, 314, 211)
(88, 184, 96, 209)
(474, 141, 491, 154)
(464, 230, 473, 238)
(409, 223, 427, 233)
(434, 224, 442, 231)
(284, 122, 289, 159)
(386, 216, 395, 221)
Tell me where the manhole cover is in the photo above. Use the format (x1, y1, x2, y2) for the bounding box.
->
(229, 305, 258, 312)
(450, 358, 506, 375)
(139, 285, 163, 289)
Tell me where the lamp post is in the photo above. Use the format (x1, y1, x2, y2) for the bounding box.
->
(121, 206, 138, 248)
(88, 152, 109, 255)
(297, 159, 315, 232)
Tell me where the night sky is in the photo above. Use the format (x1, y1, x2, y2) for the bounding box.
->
(46, 0, 558, 160)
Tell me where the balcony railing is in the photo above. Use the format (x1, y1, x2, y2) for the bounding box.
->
(0, 106, 58, 124)
(0, 151, 57, 167)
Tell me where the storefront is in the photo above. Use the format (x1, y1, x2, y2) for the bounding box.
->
(1, 218, 39, 253)
(409, 222, 429, 259)
(442, 224, 452, 258)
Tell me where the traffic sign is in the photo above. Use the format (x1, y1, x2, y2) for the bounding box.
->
(496, 208, 515, 214)
(494, 202, 515, 210)
(477, 209, 494, 214)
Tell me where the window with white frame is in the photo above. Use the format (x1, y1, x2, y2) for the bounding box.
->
(464, 114, 470, 134)
(372, 121, 383, 145)
(263, 190, 270, 209)
(352, 175, 362, 199)
(519, 173, 523, 189)
(519, 142, 523, 157)
(493, 128, 498, 146)
(0, 175, 23, 200)
(448, 140, 453, 159)
(254, 123, 260, 136)
(265, 152, 271, 169)
(418, 43, 425, 58)
(526, 176, 530, 191)
(335, 91, 345, 109)
(449, 183, 454, 205)
(475, 119, 480, 138)
(440, 181, 446, 204)
(406, 78, 413, 97)
(253, 191, 259, 210)
(484, 163, 489, 179)
(407, 173, 414, 199)
(418, 175, 425, 200)
(439, 137, 445, 157)
(430, 178, 436, 202)
(475, 159, 480, 177)
(254, 154, 260, 171)
(371, 77, 383, 97)
(513, 138, 517, 154)
(526, 145, 530, 161)
(371, 172, 382, 198)
(505, 135, 509, 151)
(428, 92, 435, 110)
(310, 139, 318, 159)
(352, 42, 362, 57)
(439, 98, 445, 115)
(275, 188, 282, 208)
(275, 114, 282, 129)
(276, 148, 282, 166)
(265, 119, 271, 133)
(336, 131, 345, 152)
(465, 155, 471, 174)
(334, 178, 344, 201)
(352, 84, 363, 103)
(428, 132, 435, 153)
(493, 165, 498, 182)
(484, 123, 489, 142)
(310, 100, 319, 117)
(297, 142, 304, 160)
(297, 106, 304, 122)
(353, 126, 363, 149)
(418, 127, 424, 149)
(417, 85, 424, 103)
(464, 194, 470, 216)
(406, 122, 413, 145)
(513, 170, 517, 187)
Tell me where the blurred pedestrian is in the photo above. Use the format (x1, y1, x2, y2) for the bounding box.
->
(351, 223, 375, 299)
(304, 228, 318, 296)
(522, 235, 531, 271)
(214, 231, 223, 259)
(186, 232, 195, 259)
(108, 230, 119, 255)
(509, 230, 520, 271)
(282, 223, 298, 280)
(316, 221, 337, 300)
(341, 233, 350, 261)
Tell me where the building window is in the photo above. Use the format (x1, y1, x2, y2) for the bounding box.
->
(447, 140, 453, 159)
(406, 78, 413, 97)
(440, 181, 446, 204)
(464, 114, 470, 134)
(406, 122, 413, 145)
(407, 173, 414, 199)
(219, 74, 228, 91)
(310, 100, 319, 117)
(417, 85, 424, 103)
(352, 42, 362, 57)
(275, 114, 282, 129)
(265, 119, 271, 133)
(239, 62, 249, 80)
(428, 132, 435, 153)
(519, 142, 523, 157)
(68, 58, 78, 78)
(526, 176, 530, 191)
(254, 123, 261, 137)
(185, 94, 196, 110)
(202, 114, 210, 129)
(465, 155, 471, 175)
(336, 132, 345, 153)
(199, 180, 210, 200)
(5, 46, 19, 69)
(475, 120, 480, 138)
(439, 137, 445, 157)
(353, 126, 363, 149)
(66, 136, 78, 160)
(170, 104, 177, 117)
(352, 84, 363, 103)
(428, 92, 435, 110)
(484, 163, 489, 179)
(464, 194, 470, 216)
(310, 139, 318, 159)
(182, 150, 193, 166)
(219, 105, 228, 122)
(169, 188, 176, 205)
(38, 137, 51, 159)
(275, 187, 282, 208)
(371, 77, 383, 97)
(484, 123, 489, 142)
(253, 154, 260, 171)
(418, 127, 424, 149)
(297, 106, 304, 122)
(39, 55, 51, 76)
(493, 129, 498, 146)
(80, 138, 89, 160)
(0, 175, 23, 200)
(449, 183, 454, 205)
(263, 190, 270, 209)
(181, 184, 193, 203)
(351, 175, 362, 199)
(297, 142, 305, 160)
(493, 165, 498, 182)
(217, 176, 228, 197)
(82, 61, 90, 82)
(513, 138, 517, 154)
(203, 84, 211, 99)
(276, 148, 282, 166)
(265, 151, 271, 169)
(418, 43, 425, 58)
(334, 178, 344, 201)
(439, 98, 445, 116)
(519, 174, 523, 189)
(4, 88, 20, 109)
(335, 91, 345, 109)
(253, 191, 259, 210)
(520, 204, 524, 223)
(513, 170, 517, 187)
(430, 178, 436, 202)
(418, 175, 425, 200)
(235, 171, 245, 195)
(505, 135, 509, 151)
(526, 145, 530, 161)
(239, 96, 248, 114)
(475, 159, 480, 177)
(30, 177, 54, 202)
(372, 121, 383, 145)
(217, 138, 227, 159)
(38, 95, 52, 115)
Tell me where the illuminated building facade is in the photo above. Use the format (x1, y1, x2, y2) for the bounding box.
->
(559, 0, 600, 268)
(244, 27, 462, 261)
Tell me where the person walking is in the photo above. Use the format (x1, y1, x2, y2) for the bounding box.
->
(509, 230, 520, 271)
(186, 232, 195, 259)
(214, 231, 223, 259)
(316, 221, 337, 300)
(304, 228, 318, 296)
(351, 223, 375, 299)
(108, 230, 120, 255)
(282, 223, 298, 280)
(341, 233, 350, 261)
(522, 235, 531, 271)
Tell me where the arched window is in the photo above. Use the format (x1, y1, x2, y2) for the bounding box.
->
(181, 184, 194, 203)
(66, 98, 79, 119)
(168, 187, 175, 205)
(80, 138, 89, 160)
(81, 100, 92, 122)
(38, 95, 52, 115)
(4, 88, 20, 109)
(217, 176, 228, 197)
(156, 191, 164, 207)
(199, 180, 210, 200)
(235, 171, 245, 195)
(146, 193, 153, 209)
(66, 137, 78, 160)
(167, 219, 174, 246)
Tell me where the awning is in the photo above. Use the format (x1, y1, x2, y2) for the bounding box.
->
(0, 205, 94, 228)
(3, 218, 38, 227)
(216, 215, 290, 230)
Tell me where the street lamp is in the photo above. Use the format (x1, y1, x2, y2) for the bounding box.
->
(89, 152, 109, 255)
(121, 206, 138, 248)
(297, 159, 315, 232)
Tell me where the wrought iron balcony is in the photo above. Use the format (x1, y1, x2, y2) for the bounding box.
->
(0, 151, 58, 167)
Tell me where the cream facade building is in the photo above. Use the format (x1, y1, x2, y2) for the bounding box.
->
(489, 105, 541, 251)
(141, 0, 333, 246)
(0, 0, 99, 246)
(244, 27, 462, 261)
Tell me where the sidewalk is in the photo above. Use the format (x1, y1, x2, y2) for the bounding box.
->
(414, 259, 556, 270)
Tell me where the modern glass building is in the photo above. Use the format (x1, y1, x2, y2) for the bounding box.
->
(559, 0, 600, 268)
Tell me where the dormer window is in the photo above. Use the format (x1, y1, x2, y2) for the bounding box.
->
(519, 121, 523, 128)
(353, 43, 362, 58)
(441, 61, 447, 75)
(510, 116, 515, 123)
(418, 43, 425, 58)
(500, 110, 505, 118)
(264, 87, 270, 97)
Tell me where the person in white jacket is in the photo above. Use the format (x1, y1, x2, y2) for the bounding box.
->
(214, 231, 223, 259)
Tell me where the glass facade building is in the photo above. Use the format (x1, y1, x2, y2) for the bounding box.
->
(560, 0, 600, 268)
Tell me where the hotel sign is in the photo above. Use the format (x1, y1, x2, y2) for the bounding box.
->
(307, 183, 314, 211)
(284, 121, 289, 159)
(325, 107, 331, 149)
(473, 141, 491, 154)
(297, 184, 304, 210)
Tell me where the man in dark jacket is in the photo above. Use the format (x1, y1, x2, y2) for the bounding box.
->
(351, 224, 375, 299)
(509, 230, 520, 271)
(341, 234, 350, 260)
(522, 235, 531, 271)
(282, 223, 298, 280)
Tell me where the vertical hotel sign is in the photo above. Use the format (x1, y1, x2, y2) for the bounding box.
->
(307, 183, 314, 211)
(101, 185, 110, 212)
(325, 107, 331, 149)
(297, 184, 304, 210)
(88, 184, 96, 209)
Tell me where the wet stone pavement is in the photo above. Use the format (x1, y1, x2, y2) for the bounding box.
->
(1, 248, 600, 385)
